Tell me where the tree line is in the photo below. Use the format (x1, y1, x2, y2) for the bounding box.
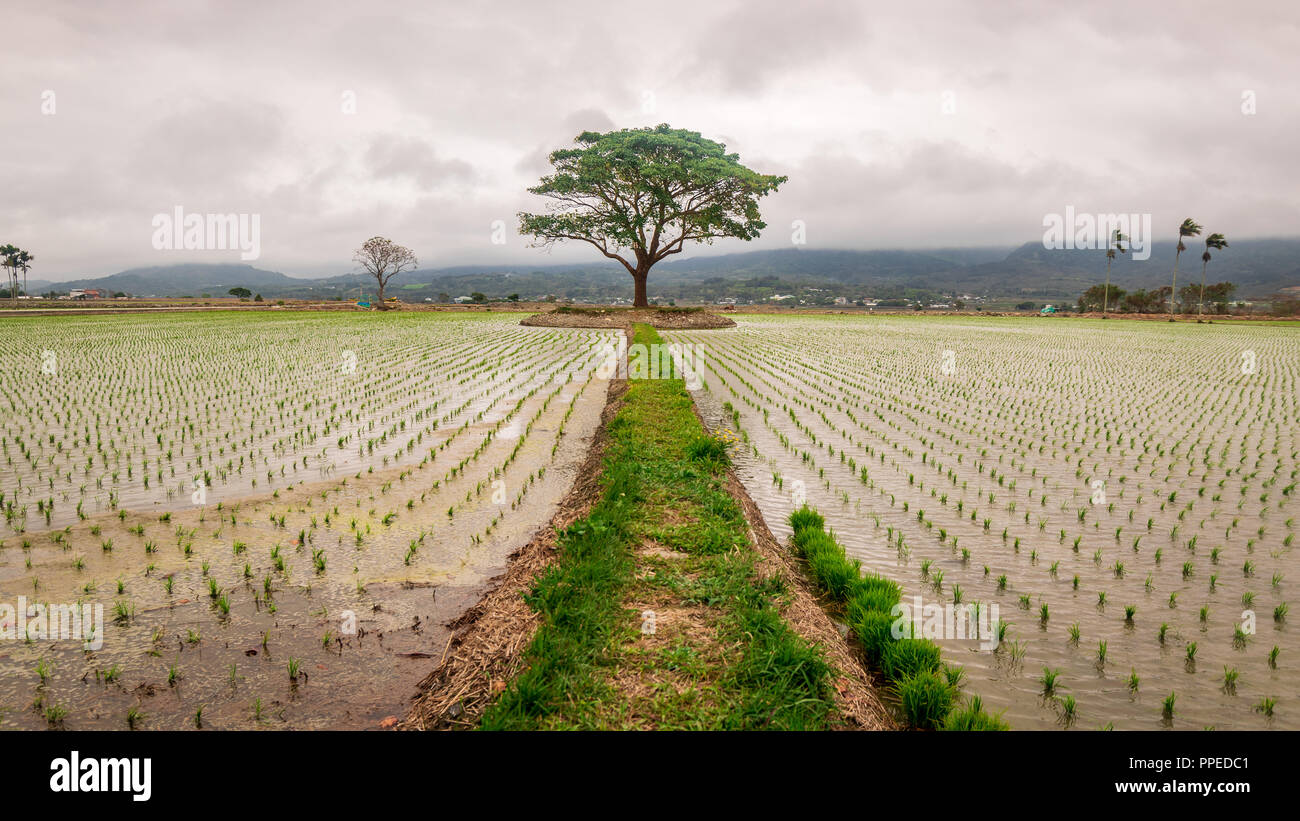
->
(1080, 218, 1246, 319)
(1077, 282, 1238, 314)
(1, 244, 35, 304)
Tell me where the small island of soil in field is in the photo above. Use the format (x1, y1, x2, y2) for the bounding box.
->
(520, 305, 736, 329)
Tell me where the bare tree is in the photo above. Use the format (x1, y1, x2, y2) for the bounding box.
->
(353, 237, 417, 305)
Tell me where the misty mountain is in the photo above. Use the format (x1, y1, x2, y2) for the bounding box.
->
(26, 264, 301, 297)
(26, 240, 1300, 302)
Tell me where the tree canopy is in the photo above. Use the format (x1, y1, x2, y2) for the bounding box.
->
(1, 244, 34, 304)
(518, 124, 785, 306)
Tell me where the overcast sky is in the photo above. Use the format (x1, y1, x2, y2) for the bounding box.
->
(3, 0, 1297, 281)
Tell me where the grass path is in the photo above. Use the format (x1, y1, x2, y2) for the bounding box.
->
(480, 324, 875, 729)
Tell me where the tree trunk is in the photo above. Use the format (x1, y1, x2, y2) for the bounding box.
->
(632, 266, 649, 308)
(1169, 248, 1182, 321)
(1103, 260, 1111, 317)
(1198, 260, 1208, 320)
(376, 278, 384, 304)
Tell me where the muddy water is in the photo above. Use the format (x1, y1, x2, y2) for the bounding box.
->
(0, 313, 614, 729)
(1, 313, 610, 531)
(669, 316, 1298, 730)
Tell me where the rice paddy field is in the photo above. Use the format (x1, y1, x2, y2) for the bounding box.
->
(668, 315, 1299, 730)
(4, 308, 1296, 732)
(0, 311, 614, 729)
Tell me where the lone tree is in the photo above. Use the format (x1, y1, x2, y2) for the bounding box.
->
(353, 236, 417, 305)
(228, 287, 252, 299)
(518, 125, 785, 307)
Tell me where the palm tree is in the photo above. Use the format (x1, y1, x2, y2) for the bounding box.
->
(16, 250, 33, 303)
(1169, 218, 1202, 321)
(1104, 228, 1127, 318)
(0, 244, 19, 305)
(1197, 233, 1228, 321)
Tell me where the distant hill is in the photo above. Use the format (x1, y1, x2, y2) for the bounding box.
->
(26, 239, 1300, 302)
(27, 264, 301, 297)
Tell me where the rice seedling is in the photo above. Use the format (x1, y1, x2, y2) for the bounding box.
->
(1223, 666, 1239, 692)
(1006, 639, 1026, 662)
(1233, 625, 1249, 648)
(112, 600, 134, 625)
(1039, 667, 1062, 695)
(1057, 694, 1077, 725)
(44, 703, 69, 727)
(1162, 692, 1177, 720)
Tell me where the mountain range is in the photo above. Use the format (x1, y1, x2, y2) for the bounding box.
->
(24, 239, 1300, 303)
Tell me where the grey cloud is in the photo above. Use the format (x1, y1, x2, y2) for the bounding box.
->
(2, 0, 1296, 279)
(128, 100, 286, 190)
(514, 108, 616, 175)
(365, 134, 476, 189)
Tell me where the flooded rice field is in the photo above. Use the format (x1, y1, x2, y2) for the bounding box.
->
(0, 311, 613, 729)
(669, 315, 1298, 730)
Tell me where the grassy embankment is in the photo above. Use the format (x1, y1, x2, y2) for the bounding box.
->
(481, 324, 845, 729)
(787, 507, 1008, 730)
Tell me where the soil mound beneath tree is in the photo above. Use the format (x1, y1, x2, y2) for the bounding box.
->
(520, 306, 735, 329)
